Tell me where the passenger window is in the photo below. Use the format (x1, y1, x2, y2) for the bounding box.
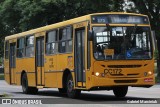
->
(17, 38, 25, 58)
(26, 35, 34, 57)
(46, 30, 58, 54)
(59, 26, 73, 53)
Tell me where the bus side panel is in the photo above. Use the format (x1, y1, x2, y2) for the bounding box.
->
(16, 59, 24, 85)
(25, 58, 36, 86)
(4, 60, 10, 84)
(15, 74, 21, 85)
(27, 73, 36, 86)
(16, 58, 36, 86)
(44, 55, 57, 87)
(57, 72, 63, 88)
(57, 53, 74, 88)
(45, 73, 57, 87)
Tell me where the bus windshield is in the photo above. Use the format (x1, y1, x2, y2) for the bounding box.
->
(93, 26, 152, 60)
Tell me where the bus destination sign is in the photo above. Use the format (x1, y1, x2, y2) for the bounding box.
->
(91, 15, 149, 24)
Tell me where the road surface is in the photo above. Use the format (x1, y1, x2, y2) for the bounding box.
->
(0, 80, 159, 106)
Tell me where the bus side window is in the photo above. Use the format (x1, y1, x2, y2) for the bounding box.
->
(46, 30, 58, 54)
(59, 28, 66, 53)
(5, 41, 9, 59)
(59, 26, 73, 53)
(17, 37, 25, 58)
(26, 35, 34, 57)
(66, 26, 73, 52)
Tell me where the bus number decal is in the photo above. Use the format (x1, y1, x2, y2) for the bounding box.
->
(75, 23, 84, 28)
(67, 56, 73, 67)
(104, 69, 122, 75)
(49, 58, 54, 68)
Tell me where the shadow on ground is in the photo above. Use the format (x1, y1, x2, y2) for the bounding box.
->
(12, 90, 159, 104)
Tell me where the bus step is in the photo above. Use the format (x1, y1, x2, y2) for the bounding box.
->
(36, 86, 43, 89)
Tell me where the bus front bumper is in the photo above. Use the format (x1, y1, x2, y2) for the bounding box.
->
(90, 75, 155, 88)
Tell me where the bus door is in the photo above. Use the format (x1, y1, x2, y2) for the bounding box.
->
(74, 22, 88, 87)
(35, 36, 45, 86)
(9, 42, 16, 84)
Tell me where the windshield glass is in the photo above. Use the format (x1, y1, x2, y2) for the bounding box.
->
(93, 26, 152, 60)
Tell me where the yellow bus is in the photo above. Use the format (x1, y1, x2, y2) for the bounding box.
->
(4, 12, 155, 98)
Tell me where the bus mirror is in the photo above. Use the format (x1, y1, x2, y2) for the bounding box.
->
(88, 30, 94, 41)
(151, 30, 156, 50)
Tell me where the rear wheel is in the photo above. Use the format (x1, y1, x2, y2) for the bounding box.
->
(22, 73, 38, 94)
(66, 74, 81, 98)
(113, 86, 128, 98)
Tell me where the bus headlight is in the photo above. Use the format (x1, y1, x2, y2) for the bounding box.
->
(148, 71, 152, 75)
(95, 72, 100, 76)
(144, 71, 152, 76)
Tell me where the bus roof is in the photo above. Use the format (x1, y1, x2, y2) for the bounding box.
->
(5, 12, 148, 40)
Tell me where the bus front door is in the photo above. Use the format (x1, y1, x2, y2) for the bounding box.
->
(74, 28, 86, 87)
(35, 37, 45, 86)
(9, 43, 16, 84)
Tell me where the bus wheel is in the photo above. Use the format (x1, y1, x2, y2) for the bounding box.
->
(58, 88, 67, 94)
(22, 73, 38, 94)
(113, 86, 128, 98)
(66, 74, 81, 98)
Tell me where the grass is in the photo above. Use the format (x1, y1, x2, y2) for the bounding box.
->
(0, 93, 11, 97)
(0, 74, 4, 80)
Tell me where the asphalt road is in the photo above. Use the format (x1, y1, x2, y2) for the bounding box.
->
(0, 80, 160, 106)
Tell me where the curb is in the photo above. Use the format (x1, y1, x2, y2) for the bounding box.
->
(0, 94, 4, 97)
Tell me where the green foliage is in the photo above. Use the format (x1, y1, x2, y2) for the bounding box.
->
(154, 49, 159, 60)
(130, 0, 160, 33)
(155, 76, 160, 83)
(0, 74, 4, 80)
(0, 0, 125, 58)
(127, 0, 160, 77)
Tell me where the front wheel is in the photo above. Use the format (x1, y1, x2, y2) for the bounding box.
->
(22, 73, 38, 94)
(66, 74, 81, 98)
(113, 86, 128, 98)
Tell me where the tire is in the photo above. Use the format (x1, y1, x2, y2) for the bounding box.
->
(66, 74, 81, 98)
(58, 88, 67, 94)
(113, 86, 128, 98)
(22, 73, 38, 94)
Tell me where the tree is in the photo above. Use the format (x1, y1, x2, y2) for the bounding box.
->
(0, 0, 125, 57)
(128, 0, 160, 77)
(0, 0, 22, 57)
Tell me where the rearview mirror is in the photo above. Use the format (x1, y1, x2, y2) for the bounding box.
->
(151, 30, 156, 51)
(88, 30, 94, 41)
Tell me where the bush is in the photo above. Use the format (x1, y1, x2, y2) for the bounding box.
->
(155, 76, 160, 83)
(0, 74, 4, 80)
(154, 49, 159, 60)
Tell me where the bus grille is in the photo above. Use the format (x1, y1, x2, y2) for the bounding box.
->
(114, 79, 137, 83)
(108, 65, 142, 68)
(127, 73, 139, 76)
